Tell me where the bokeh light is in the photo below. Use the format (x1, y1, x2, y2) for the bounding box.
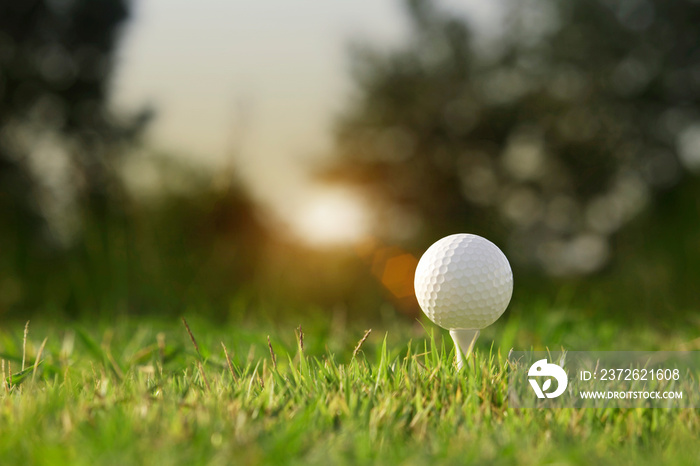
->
(291, 188, 370, 247)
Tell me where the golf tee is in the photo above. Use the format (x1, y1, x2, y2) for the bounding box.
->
(449, 329, 480, 371)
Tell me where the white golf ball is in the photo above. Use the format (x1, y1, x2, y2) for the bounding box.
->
(414, 233, 513, 330)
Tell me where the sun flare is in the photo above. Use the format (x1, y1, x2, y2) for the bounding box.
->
(292, 188, 370, 247)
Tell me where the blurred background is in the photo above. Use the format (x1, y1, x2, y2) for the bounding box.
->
(1, 0, 699, 330)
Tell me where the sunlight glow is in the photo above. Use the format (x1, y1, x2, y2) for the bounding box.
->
(292, 189, 370, 247)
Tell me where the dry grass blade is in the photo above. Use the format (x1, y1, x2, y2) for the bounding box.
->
(181, 317, 203, 360)
(22, 320, 30, 371)
(297, 325, 304, 352)
(157, 332, 166, 365)
(221, 342, 236, 381)
(353, 329, 372, 360)
(267, 336, 277, 370)
(32, 337, 48, 382)
(197, 361, 211, 392)
(181, 318, 209, 389)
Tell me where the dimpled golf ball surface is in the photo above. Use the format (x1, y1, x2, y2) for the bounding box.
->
(414, 234, 513, 330)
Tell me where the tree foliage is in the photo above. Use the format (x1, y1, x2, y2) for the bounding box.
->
(325, 0, 700, 274)
(0, 0, 148, 244)
(0, 1, 266, 317)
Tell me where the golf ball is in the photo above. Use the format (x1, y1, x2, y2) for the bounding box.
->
(414, 234, 513, 330)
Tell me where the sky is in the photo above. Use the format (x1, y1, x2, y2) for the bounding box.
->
(110, 0, 504, 243)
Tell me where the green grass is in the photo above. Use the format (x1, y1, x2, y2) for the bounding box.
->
(0, 312, 698, 465)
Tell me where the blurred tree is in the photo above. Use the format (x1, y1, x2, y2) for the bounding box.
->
(0, 1, 267, 318)
(323, 0, 700, 275)
(0, 0, 149, 246)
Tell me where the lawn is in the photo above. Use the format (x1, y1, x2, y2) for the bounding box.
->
(0, 306, 698, 465)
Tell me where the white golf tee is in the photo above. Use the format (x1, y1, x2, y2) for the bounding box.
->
(449, 329, 480, 371)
